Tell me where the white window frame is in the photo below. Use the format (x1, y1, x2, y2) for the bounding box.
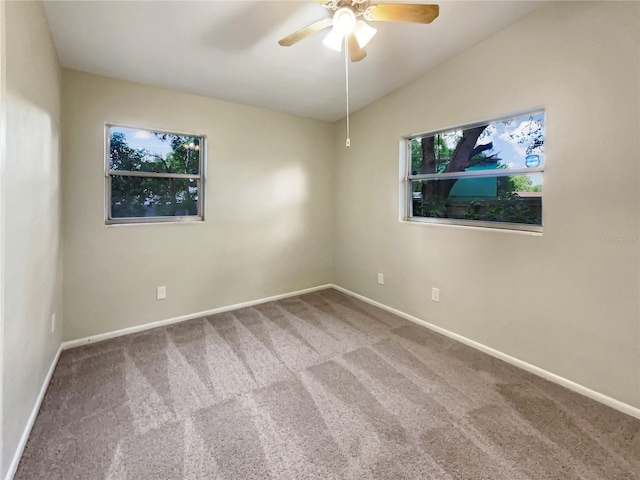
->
(402, 111, 544, 233)
(105, 124, 206, 225)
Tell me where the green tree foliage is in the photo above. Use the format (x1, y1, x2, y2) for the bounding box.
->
(410, 139, 421, 174)
(502, 174, 541, 193)
(109, 132, 200, 218)
(110, 132, 147, 218)
(151, 133, 200, 175)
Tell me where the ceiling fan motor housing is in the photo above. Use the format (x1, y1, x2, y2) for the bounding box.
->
(324, 0, 371, 16)
(279, 1, 439, 52)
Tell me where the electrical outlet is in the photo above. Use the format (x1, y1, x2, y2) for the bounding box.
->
(431, 287, 440, 303)
(377, 273, 384, 285)
(51, 313, 56, 333)
(157, 286, 167, 300)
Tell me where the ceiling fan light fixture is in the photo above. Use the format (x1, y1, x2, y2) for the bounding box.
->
(323, 28, 343, 52)
(353, 20, 376, 48)
(332, 7, 356, 35)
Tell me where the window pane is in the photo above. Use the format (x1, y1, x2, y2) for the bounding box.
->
(410, 113, 544, 175)
(411, 174, 542, 225)
(109, 126, 201, 175)
(111, 176, 199, 219)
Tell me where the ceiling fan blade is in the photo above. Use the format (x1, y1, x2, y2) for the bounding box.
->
(365, 4, 439, 24)
(278, 17, 333, 46)
(348, 34, 367, 62)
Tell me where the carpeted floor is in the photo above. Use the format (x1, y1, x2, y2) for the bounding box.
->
(16, 288, 640, 479)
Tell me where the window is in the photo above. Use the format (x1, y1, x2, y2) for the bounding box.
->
(106, 125, 205, 224)
(404, 111, 544, 232)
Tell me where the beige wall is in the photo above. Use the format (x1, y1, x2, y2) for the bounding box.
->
(62, 70, 334, 341)
(2, 1, 63, 476)
(333, 1, 640, 408)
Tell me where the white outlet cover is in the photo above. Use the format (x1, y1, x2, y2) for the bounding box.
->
(51, 313, 56, 333)
(157, 286, 167, 300)
(431, 288, 440, 302)
(377, 273, 384, 285)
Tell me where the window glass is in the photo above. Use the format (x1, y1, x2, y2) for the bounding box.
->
(406, 112, 544, 231)
(111, 177, 199, 219)
(106, 125, 205, 224)
(410, 174, 542, 225)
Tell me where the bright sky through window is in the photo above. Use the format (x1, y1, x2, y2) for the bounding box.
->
(115, 127, 173, 158)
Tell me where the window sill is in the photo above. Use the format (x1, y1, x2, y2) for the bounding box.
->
(106, 217, 204, 227)
(400, 218, 543, 236)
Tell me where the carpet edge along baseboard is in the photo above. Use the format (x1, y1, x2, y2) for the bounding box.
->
(60, 283, 640, 421)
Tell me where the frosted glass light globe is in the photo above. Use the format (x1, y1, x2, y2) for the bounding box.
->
(333, 7, 356, 36)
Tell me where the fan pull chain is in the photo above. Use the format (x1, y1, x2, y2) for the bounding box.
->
(344, 36, 351, 148)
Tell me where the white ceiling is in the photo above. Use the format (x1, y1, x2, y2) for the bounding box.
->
(43, 1, 545, 122)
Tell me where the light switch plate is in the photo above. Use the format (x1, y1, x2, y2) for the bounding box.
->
(157, 286, 167, 300)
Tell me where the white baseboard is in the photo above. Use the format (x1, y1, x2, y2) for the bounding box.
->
(12, 283, 634, 480)
(62, 284, 333, 350)
(5, 346, 62, 480)
(59, 281, 640, 421)
(331, 284, 640, 420)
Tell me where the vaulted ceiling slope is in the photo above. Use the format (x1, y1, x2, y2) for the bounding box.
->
(43, 1, 545, 122)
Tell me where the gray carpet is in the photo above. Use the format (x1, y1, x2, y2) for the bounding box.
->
(16, 288, 640, 479)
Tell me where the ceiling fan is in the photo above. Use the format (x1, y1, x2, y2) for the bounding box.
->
(278, 0, 439, 62)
